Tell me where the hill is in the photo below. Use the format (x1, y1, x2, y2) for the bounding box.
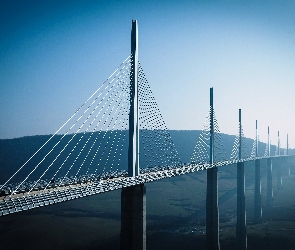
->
(0, 130, 282, 184)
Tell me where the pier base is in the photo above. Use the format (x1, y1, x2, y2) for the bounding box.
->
(120, 184, 146, 250)
(206, 167, 220, 250)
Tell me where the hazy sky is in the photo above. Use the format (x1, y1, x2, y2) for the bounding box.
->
(1, 0, 295, 149)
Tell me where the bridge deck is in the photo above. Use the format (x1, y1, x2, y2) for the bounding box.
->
(0, 156, 287, 216)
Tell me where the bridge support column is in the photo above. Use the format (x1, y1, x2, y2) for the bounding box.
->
(288, 157, 291, 176)
(266, 158, 273, 207)
(236, 161, 247, 250)
(292, 155, 295, 175)
(206, 167, 219, 250)
(120, 184, 146, 250)
(289, 155, 294, 175)
(277, 158, 282, 190)
(254, 159, 262, 224)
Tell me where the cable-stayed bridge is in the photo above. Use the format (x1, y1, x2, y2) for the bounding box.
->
(1, 20, 294, 250)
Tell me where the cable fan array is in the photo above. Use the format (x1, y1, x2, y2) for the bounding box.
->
(263, 140, 270, 157)
(138, 63, 182, 171)
(212, 109, 228, 162)
(0, 56, 182, 197)
(190, 106, 227, 164)
(250, 136, 258, 158)
(250, 136, 270, 158)
(1, 56, 133, 196)
(230, 126, 250, 160)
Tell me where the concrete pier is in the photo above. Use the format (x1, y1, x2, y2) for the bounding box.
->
(266, 158, 273, 207)
(236, 161, 247, 250)
(254, 159, 262, 224)
(276, 158, 282, 190)
(120, 184, 146, 250)
(206, 167, 219, 250)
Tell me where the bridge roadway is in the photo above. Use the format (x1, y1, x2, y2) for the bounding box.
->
(0, 155, 287, 217)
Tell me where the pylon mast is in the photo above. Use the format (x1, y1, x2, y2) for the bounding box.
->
(128, 20, 139, 177)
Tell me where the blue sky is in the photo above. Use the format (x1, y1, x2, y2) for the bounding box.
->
(1, 0, 295, 149)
